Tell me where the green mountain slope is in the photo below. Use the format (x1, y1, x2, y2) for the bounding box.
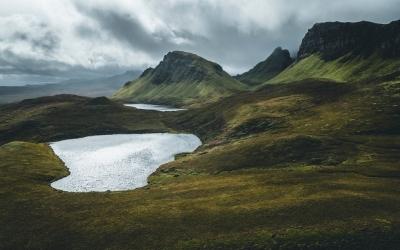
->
(236, 47, 293, 86)
(269, 20, 400, 83)
(112, 51, 245, 107)
(270, 53, 400, 83)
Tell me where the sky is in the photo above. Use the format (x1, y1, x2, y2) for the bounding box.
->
(0, 0, 399, 86)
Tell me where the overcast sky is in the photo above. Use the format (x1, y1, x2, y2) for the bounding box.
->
(0, 0, 399, 85)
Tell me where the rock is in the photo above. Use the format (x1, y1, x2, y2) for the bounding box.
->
(298, 20, 400, 60)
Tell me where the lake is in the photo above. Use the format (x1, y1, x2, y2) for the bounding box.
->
(124, 103, 186, 112)
(50, 133, 201, 192)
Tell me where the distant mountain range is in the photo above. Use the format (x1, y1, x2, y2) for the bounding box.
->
(0, 70, 140, 104)
(112, 20, 400, 106)
(270, 20, 400, 83)
(2, 20, 400, 106)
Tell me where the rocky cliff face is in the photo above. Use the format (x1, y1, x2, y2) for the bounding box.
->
(298, 20, 400, 60)
(236, 47, 293, 86)
(141, 51, 226, 85)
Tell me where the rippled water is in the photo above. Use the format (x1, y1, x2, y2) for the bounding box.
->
(124, 103, 186, 112)
(50, 133, 201, 192)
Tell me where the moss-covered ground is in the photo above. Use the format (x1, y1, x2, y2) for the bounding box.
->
(1, 141, 400, 249)
(112, 76, 246, 108)
(1, 75, 400, 249)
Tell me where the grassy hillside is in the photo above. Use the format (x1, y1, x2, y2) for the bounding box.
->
(0, 95, 172, 145)
(269, 54, 400, 83)
(112, 51, 245, 107)
(164, 76, 400, 173)
(1, 74, 400, 249)
(113, 74, 244, 107)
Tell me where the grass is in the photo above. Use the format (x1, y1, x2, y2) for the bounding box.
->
(269, 53, 400, 83)
(112, 76, 245, 108)
(112, 52, 246, 107)
(1, 76, 400, 248)
(1, 141, 400, 249)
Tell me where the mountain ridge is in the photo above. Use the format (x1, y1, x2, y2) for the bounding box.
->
(270, 20, 400, 83)
(298, 20, 400, 60)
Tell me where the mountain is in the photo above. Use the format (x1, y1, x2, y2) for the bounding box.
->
(112, 51, 245, 107)
(0, 70, 140, 104)
(235, 47, 293, 86)
(270, 20, 400, 83)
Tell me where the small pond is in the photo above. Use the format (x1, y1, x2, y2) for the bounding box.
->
(50, 133, 201, 192)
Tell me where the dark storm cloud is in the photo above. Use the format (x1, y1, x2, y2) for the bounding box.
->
(1, 0, 400, 86)
(73, 1, 306, 73)
(0, 49, 128, 79)
(31, 31, 60, 54)
(73, 0, 400, 73)
(0, 49, 66, 76)
(170, 6, 307, 72)
(10, 26, 60, 54)
(75, 24, 100, 39)
(76, 5, 176, 56)
(150, 0, 400, 72)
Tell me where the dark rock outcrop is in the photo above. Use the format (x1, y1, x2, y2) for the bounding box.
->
(298, 20, 400, 60)
(139, 67, 154, 78)
(236, 47, 293, 86)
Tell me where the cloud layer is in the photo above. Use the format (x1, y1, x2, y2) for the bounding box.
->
(0, 0, 399, 85)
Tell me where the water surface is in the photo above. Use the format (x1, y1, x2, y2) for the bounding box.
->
(124, 103, 186, 112)
(50, 133, 201, 192)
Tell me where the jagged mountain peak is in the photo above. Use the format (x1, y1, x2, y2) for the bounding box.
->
(235, 47, 293, 86)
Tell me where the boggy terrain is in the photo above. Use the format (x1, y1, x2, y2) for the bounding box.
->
(1, 72, 400, 249)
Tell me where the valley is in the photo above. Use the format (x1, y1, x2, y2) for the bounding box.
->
(1, 19, 400, 249)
